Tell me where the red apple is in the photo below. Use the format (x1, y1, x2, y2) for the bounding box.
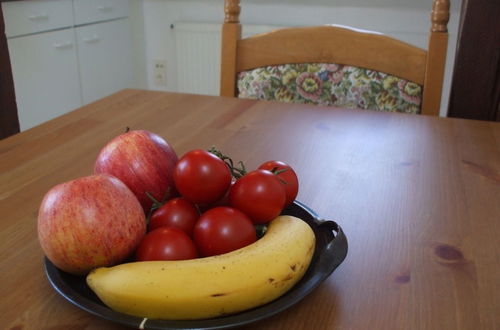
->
(37, 174, 146, 275)
(94, 130, 178, 213)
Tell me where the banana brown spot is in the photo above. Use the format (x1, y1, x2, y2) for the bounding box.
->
(290, 264, 296, 272)
(268, 278, 275, 283)
(211, 293, 226, 297)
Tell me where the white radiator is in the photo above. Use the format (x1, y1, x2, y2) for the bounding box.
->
(173, 22, 282, 96)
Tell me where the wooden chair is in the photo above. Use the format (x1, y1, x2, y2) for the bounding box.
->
(220, 0, 450, 116)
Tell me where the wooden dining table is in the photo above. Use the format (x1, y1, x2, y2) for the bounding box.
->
(1, 89, 499, 330)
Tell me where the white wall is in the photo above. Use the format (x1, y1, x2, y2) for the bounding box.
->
(142, 0, 462, 116)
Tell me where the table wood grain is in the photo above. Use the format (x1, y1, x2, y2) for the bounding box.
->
(1, 89, 499, 330)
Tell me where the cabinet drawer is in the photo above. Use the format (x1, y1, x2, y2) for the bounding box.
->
(73, 0, 129, 25)
(2, 0, 73, 38)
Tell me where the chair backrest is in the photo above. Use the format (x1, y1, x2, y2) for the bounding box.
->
(220, 0, 450, 116)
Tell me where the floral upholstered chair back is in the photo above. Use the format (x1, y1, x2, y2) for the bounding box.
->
(237, 63, 422, 114)
(220, 0, 450, 116)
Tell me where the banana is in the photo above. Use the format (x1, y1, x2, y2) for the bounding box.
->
(86, 215, 315, 320)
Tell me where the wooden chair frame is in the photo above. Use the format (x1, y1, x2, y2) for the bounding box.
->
(220, 0, 450, 116)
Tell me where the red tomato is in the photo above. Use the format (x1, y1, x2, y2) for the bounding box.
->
(135, 227, 198, 261)
(258, 160, 299, 206)
(194, 207, 256, 257)
(173, 149, 231, 205)
(229, 169, 286, 224)
(198, 179, 235, 213)
(149, 197, 199, 236)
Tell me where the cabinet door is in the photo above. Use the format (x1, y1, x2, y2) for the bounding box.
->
(76, 18, 134, 104)
(8, 28, 82, 131)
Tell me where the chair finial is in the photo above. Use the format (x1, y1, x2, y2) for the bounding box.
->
(224, 0, 240, 24)
(431, 0, 450, 32)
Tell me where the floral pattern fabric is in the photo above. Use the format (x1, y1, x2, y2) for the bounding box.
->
(237, 63, 422, 114)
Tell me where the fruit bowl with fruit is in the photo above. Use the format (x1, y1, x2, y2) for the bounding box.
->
(38, 129, 348, 329)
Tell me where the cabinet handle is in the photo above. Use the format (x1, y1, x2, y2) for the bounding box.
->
(28, 13, 49, 21)
(83, 35, 100, 43)
(97, 5, 113, 12)
(53, 41, 73, 50)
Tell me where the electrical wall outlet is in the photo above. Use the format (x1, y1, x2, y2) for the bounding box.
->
(153, 59, 167, 86)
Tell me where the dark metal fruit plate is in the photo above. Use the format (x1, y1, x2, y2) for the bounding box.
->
(44, 200, 348, 329)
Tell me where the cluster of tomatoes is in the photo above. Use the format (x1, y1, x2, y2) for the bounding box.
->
(135, 148, 299, 261)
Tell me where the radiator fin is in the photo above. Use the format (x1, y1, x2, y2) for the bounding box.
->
(173, 22, 282, 96)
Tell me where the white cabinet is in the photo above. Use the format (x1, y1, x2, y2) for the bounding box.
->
(2, 0, 133, 131)
(76, 19, 133, 104)
(7, 29, 82, 131)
